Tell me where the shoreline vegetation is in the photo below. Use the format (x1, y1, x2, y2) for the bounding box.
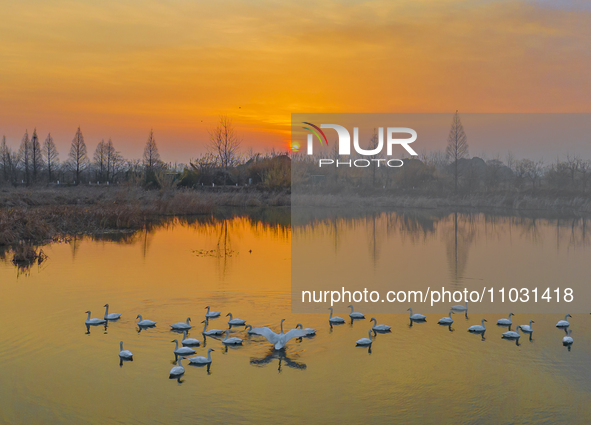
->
(0, 186, 290, 247)
(2, 113, 591, 251)
(2, 185, 591, 248)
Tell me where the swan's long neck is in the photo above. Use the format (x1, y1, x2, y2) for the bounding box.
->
(174, 340, 179, 350)
(280, 320, 284, 334)
(329, 308, 333, 319)
(178, 357, 183, 367)
(349, 305, 354, 313)
(368, 330, 372, 339)
(481, 319, 486, 328)
(529, 320, 533, 327)
(137, 315, 143, 322)
(409, 308, 413, 316)
(105, 305, 109, 315)
(186, 318, 190, 325)
(87, 311, 91, 320)
(516, 326, 521, 335)
(224, 330, 229, 340)
(183, 331, 187, 339)
(228, 313, 233, 320)
(565, 314, 569, 321)
(207, 349, 212, 361)
(508, 313, 513, 318)
(120, 341, 123, 351)
(203, 321, 207, 332)
(246, 325, 252, 331)
(449, 311, 453, 318)
(206, 306, 210, 313)
(371, 318, 377, 325)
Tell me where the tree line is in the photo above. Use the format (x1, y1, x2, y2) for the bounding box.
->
(0, 126, 172, 187)
(292, 111, 591, 196)
(0, 115, 292, 190)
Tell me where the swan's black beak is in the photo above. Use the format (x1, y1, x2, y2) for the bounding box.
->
(532, 321, 535, 323)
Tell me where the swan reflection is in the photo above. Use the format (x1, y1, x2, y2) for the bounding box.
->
(250, 348, 307, 372)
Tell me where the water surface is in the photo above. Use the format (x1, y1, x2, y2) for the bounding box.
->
(1, 211, 590, 424)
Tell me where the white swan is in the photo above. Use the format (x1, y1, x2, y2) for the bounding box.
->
(556, 314, 571, 327)
(118, 341, 133, 359)
(408, 308, 426, 321)
(296, 323, 317, 335)
(355, 330, 373, 346)
(103, 304, 121, 320)
(563, 329, 573, 345)
(170, 317, 191, 330)
(136, 315, 156, 327)
(520, 320, 534, 332)
(502, 325, 521, 339)
(204, 306, 221, 318)
(328, 307, 345, 323)
(468, 319, 487, 332)
(226, 313, 246, 326)
(201, 320, 224, 336)
(172, 339, 196, 355)
(497, 313, 514, 325)
(85, 311, 106, 325)
(181, 331, 200, 346)
(245, 324, 260, 335)
(189, 348, 215, 364)
(451, 301, 468, 312)
(370, 318, 391, 331)
(438, 311, 454, 325)
(222, 329, 243, 345)
(348, 305, 365, 319)
(251, 319, 308, 350)
(169, 357, 185, 377)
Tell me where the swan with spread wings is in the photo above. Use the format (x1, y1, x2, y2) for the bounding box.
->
(251, 319, 309, 350)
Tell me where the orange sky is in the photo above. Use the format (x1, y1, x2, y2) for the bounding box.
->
(0, 0, 589, 162)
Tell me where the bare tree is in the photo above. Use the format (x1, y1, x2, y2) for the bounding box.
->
(94, 139, 107, 182)
(18, 130, 31, 185)
(445, 110, 469, 192)
(564, 154, 581, 187)
(516, 158, 544, 191)
(208, 115, 241, 183)
(43, 133, 59, 182)
(105, 138, 122, 183)
(143, 129, 161, 174)
(30, 128, 43, 183)
(69, 126, 89, 184)
(0, 135, 10, 182)
(579, 160, 591, 193)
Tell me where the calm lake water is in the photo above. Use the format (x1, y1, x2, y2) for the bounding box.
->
(1, 210, 590, 424)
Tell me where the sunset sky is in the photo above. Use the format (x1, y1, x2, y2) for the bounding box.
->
(1, 0, 590, 163)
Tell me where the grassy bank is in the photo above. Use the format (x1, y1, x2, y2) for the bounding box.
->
(3, 185, 591, 246)
(0, 186, 290, 245)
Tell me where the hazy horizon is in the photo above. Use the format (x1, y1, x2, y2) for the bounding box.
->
(1, 0, 590, 162)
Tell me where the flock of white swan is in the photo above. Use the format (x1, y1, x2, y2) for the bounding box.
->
(85, 302, 578, 378)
